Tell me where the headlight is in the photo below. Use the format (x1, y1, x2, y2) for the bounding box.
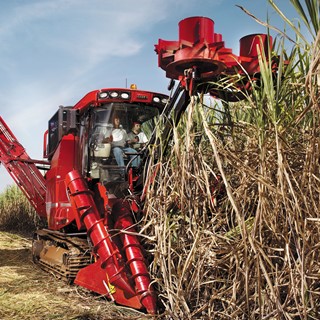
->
(110, 91, 119, 98)
(121, 92, 130, 99)
(161, 98, 168, 104)
(99, 92, 108, 99)
(153, 96, 160, 103)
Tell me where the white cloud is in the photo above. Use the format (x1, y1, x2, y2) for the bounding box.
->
(0, 0, 178, 100)
(0, 0, 170, 69)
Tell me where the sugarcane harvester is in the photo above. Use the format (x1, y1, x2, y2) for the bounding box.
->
(0, 16, 277, 314)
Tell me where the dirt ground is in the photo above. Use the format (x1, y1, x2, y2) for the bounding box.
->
(0, 231, 148, 320)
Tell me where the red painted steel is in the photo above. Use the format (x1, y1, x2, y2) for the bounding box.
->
(65, 169, 136, 297)
(72, 88, 166, 114)
(0, 117, 47, 217)
(45, 134, 78, 230)
(112, 200, 156, 314)
(65, 170, 156, 313)
(155, 16, 273, 80)
(74, 259, 142, 309)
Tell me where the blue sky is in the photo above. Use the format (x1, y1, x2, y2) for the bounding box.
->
(0, 0, 302, 191)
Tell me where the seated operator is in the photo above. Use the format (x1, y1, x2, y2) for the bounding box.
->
(110, 116, 139, 167)
(127, 121, 148, 151)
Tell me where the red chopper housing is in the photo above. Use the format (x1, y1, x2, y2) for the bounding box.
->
(155, 16, 273, 82)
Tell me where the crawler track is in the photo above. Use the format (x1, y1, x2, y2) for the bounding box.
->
(32, 229, 92, 283)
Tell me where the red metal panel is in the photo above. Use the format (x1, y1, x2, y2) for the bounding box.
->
(45, 134, 78, 230)
(73, 90, 99, 112)
(179, 16, 215, 44)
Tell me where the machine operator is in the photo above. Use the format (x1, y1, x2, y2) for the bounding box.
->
(127, 121, 148, 151)
(110, 116, 140, 167)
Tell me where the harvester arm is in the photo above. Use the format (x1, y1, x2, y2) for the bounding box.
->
(0, 117, 47, 217)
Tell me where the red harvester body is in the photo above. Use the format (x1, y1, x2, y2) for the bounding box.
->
(0, 16, 278, 315)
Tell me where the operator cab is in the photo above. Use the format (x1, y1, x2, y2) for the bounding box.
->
(88, 102, 159, 186)
(45, 87, 168, 197)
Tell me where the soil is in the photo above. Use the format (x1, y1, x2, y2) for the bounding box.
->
(0, 231, 147, 320)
